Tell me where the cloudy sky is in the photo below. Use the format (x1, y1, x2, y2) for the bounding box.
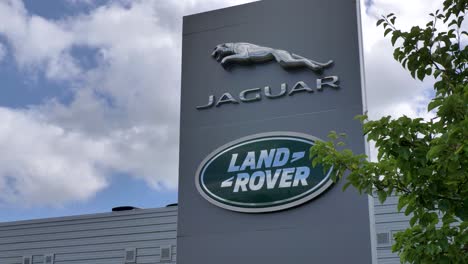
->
(0, 0, 442, 222)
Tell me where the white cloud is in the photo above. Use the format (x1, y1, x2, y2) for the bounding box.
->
(0, 107, 111, 206)
(0, 0, 445, 206)
(361, 0, 441, 120)
(0, 0, 257, 206)
(0, 0, 82, 81)
(361, 0, 444, 161)
(0, 1, 76, 74)
(361, 0, 444, 50)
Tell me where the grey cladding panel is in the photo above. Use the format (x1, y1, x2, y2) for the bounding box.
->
(374, 196, 412, 263)
(0, 209, 177, 231)
(379, 259, 402, 264)
(0, 207, 177, 264)
(179, 0, 372, 263)
(377, 249, 399, 259)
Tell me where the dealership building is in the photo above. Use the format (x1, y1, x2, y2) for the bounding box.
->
(0, 1, 412, 263)
(0, 200, 410, 264)
(0, 200, 409, 264)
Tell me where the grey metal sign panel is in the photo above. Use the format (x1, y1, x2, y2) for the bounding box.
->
(178, 0, 373, 263)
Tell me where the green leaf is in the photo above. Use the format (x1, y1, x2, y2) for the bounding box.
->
(448, 18, 458, 27)
(376, 19, 385, 26)
(397, 197, 407, 212)
(391, 33, 400, 46)
(405, 204, 415, 216)
(342, 181, 352, 191)
(353, 2, 468, 261)
(427, 145, 444, 159)
(425, 68, 432, 76)
(384, 28, 393, 37)
(378, 191, 388, 204)
(457, 16, 464, 27)
(402, 58, 408, 68)
(417, 69, 425, 81)
(354, 114, 368, 122)
(428, 99, 442, 111)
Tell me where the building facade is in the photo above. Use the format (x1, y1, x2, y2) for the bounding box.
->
(0, 203, 409, 264)
(0, 1, 412, 263)
(0, 207, 177, 264)
(374, 196, 412, 264)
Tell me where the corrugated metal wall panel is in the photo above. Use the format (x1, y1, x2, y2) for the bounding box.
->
(375, 213, 411, 224)
(0, 207, 177, 264)
(377, 248, 399, 259)
(2, 197, 420, 264)
(0, 239, 177, 258)
(374, 195, 411, 264)
(378, 258, 402, 264)
(0, 224, 177, 244)
(0, 216, 177, 237)
(0, 210, 177, 231)
(374, 196, 399, 205)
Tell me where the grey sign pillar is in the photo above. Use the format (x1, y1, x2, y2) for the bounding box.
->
(178, 0, 373, 263)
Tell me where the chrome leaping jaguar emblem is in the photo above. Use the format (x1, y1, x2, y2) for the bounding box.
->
(212, 42, 333, 72)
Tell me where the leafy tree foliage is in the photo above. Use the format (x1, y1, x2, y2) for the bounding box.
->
(310, 0, 467, 263)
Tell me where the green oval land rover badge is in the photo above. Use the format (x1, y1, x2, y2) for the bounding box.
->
(195, 132, 334, 213)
